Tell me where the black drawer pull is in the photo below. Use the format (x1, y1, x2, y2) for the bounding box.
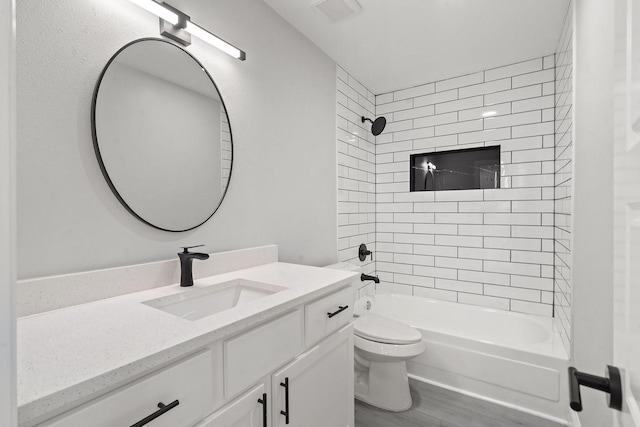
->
(257, 393, 268, 427)
(130, 400, 179, 427)
(280, 377, 290, 424)
(327, 305, 349, 318)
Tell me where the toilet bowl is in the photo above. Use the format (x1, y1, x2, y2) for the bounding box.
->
(322, 262, 424, 411)
(353, 313, 425, 412)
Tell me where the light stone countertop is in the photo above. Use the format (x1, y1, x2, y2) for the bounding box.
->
(17, 262, 357, 426)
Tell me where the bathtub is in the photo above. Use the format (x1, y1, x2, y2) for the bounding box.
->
(354, 292, 569, 424)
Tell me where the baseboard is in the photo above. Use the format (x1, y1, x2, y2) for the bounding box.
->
(408, 373, 569, 426)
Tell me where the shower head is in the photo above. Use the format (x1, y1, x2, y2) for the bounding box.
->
(361, 116, 386, 136)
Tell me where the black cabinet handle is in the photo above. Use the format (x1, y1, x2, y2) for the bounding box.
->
(257, 393, 268, 427)
(568, 365, 622, 412)
(130, 400, 179, 427)
(327, 305, 349, 318)
(280, 377, 290, 424)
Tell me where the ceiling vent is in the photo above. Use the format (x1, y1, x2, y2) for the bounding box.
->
(312, 0, 362, 23)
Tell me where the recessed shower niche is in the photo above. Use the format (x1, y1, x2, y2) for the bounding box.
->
(410, 146, 501, 192)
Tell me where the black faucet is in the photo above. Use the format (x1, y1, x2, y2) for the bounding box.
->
(361, 273, 380, 284)
(178, 245, 209, 287)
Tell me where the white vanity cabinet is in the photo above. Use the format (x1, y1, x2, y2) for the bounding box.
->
(202, 325, 353, 427)
(31, 285, 355, 427)
(224, 310, 303, 398)
(304, 286, 353, 347)
(272, 324, 354, 427)
(198, 286, 354, 427)
(195, 384, 267, 427)
(38, 350, 215, 427)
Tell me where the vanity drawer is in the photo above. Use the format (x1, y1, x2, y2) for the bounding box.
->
(305, 286, 354, 346)
(224, 310, 303, 398)
(40, 351, 214, 427)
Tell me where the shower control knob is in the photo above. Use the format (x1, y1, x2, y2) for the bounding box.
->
(359, 243, 373, 262)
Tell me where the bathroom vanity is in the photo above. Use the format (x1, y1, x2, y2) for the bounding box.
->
(17, 247, 356, 427)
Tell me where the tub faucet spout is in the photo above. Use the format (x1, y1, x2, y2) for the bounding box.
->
(178, 245, 209, 287)
(361, 273, 380, 284)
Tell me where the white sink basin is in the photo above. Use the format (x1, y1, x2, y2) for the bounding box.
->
(143, 279, 286, 321)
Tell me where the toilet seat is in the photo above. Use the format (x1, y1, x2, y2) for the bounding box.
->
(354, 314, 422, 345)
(354, 335, 426, 360)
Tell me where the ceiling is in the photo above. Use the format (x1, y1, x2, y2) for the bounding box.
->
(264, 0, 570, 95)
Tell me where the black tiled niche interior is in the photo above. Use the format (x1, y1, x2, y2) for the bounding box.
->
(410, 146, 501, 192)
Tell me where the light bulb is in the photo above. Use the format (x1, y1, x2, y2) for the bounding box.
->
(129, 0, 180, 25)
(185, 22, 244, 60)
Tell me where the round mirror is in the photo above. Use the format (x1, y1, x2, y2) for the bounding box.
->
(92, 38, 233, 232)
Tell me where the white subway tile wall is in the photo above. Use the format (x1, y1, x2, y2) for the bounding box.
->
(554, 1, 574, 352)
(374, 57, 557, 317)
(337, 65, 376, 297)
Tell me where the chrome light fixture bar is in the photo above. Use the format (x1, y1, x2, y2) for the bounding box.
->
(128, 0, 246, 61)
(130, 0, 180, 24)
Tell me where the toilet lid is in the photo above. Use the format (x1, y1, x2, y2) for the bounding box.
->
(353, 314, 422, 345)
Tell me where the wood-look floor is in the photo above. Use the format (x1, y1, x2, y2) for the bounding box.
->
(354, 379, 563, 427)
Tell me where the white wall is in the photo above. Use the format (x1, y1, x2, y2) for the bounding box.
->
(16, 0, 337, 279)
(0, 0, 16, 424)
(372, 59, 557, 316)
(573, 0, 615, 425)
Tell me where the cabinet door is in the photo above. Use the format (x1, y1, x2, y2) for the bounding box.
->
(40, 351, 214, 427)
(272, 324, 354, 427)
(196, 384, 267, 427)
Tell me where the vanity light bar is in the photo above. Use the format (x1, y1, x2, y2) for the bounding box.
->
(184, 22, 246, 61)
(128, 0, 246, 61)
(130, 0, 179, 25)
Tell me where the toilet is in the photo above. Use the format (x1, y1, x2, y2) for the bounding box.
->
(324, 262, 425, 412)
(353, 312, 425, 411)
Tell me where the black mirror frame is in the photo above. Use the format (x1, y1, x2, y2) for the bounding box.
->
(91, 38, 234, 232)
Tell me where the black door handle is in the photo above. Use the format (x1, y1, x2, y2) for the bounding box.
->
(130, 400, 180, 427)
(568, 365, 622, 412)
(257, 393, 267, 427)
(280, 377, 290, 424)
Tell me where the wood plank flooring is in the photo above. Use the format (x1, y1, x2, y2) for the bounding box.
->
(355, 379, 564, 427)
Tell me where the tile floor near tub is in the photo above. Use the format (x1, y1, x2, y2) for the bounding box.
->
(355, 380, 563, 427)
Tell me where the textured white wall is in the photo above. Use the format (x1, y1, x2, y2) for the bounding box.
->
(573, 0, 614, 425)
(17, 0, 337, 279)
(0, 0, 16, 424)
